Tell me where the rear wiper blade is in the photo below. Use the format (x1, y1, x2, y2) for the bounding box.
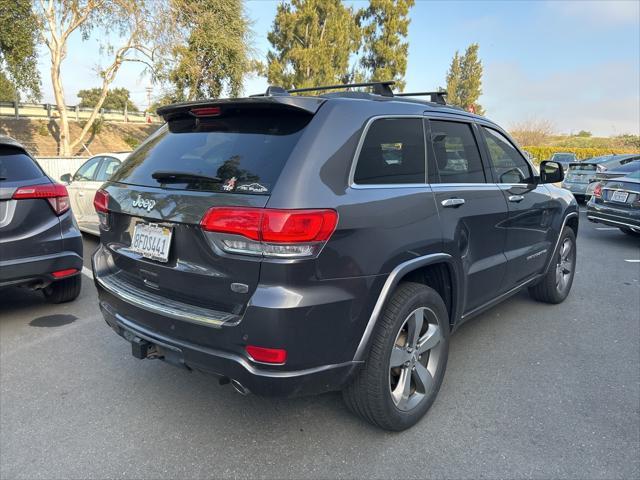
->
(151, 171, 222, 183)
(0, 177, 7, 181)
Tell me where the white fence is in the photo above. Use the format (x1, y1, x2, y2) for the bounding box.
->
(36, 157, 88, 181)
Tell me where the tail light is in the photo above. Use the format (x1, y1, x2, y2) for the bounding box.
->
(93, 189, 110, 229)
(245, 345, 287, 364)
(593, 183, 602, 198)
(201, 207, 338, 258)
(12, 183, 70, 215)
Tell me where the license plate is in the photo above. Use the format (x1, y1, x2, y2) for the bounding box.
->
(611, 190, 629, 203)
(131, 223, 173, 262)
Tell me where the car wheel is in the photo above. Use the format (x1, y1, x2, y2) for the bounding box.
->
(620, 227, 640, 237)
(342, 282, 449, 431)
(529, 227, 576, 304)
(43, 275, 82, 303)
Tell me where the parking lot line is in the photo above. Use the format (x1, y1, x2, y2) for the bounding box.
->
(82, 266, 93, 278)
(595, 227, 618, 231)
(624, 259, 640, 263)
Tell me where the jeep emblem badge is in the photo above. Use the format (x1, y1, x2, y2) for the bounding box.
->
(132, 194, 156, 212)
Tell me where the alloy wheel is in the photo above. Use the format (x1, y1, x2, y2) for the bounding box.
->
(389, 307, 443, 412)
(555, 237, 574, 294)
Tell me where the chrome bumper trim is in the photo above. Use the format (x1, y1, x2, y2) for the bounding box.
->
(95, 270, 240, 328)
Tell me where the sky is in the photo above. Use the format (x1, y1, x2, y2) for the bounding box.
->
(36, 0, 640, 136)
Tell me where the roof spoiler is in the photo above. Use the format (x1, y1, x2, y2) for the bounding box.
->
(156, 96, 325, 122)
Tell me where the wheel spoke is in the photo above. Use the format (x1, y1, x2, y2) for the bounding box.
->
(407, 310, 424, 348)
(561, 240, 572, 261)
(413, 362, 433, 394)
(417, 324, 442, 354)
(391, 367, 412, 409)
(390, 346, 411, 368)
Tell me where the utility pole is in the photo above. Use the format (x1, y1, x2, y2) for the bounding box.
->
(145, 86, 153, 123)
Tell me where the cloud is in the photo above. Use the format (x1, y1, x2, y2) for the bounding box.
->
(547, 0, 640, 27)
(482, 61, 640, 136)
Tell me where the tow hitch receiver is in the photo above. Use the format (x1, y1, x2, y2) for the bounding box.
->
(129, 335, 158, 359)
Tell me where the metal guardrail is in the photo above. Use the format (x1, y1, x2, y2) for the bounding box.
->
(0, 101, 161, 124)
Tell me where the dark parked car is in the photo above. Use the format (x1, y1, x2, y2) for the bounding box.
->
(549, 152, 578, 167)
(587, 169, 640, 236)
(584, 158, 640, 199)
(563, 154, 640, 201)
(0, 136, 83, 302)
(92, 82, 578, 430)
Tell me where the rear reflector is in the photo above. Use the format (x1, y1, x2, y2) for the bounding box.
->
(93, 189, 110, 213)
(12, 183, 70, 215)
(51, 268, 78, 278)
(200, 207, 338, 258)
(245, 345, 287, 364)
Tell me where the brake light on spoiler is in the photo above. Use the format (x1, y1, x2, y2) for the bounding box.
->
(12, 183, 70, 215)
(200, 207, 338, 258)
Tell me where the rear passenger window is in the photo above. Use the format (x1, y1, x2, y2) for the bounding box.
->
(0, 148, 44, 182)
(354, 118, 425, 185)
(481, 127, 533, 184)
(430, 121, 486, 183)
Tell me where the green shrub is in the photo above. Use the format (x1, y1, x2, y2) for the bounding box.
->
(91, 117, 104, 135)
(37, 122, 48, 136)
(123, 135, 139, 149)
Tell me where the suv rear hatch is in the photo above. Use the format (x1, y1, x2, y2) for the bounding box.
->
(0, 147, 65, 264)
(566, 162, 597, 184)
(95, 101, 320, 332)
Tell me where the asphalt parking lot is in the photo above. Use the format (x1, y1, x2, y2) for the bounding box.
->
(1, 208, 639, 480)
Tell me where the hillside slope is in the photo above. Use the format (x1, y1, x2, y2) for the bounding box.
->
(0, 118, 160, 156)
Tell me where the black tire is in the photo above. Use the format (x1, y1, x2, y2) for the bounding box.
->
(529, 227, 576, 304)
(620, 227, 640, 237)
(343, 282, 449, 431)
(43, 275, 82, 303)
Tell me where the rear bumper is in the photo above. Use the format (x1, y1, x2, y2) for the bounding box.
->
(586, 202, 640, 231)
(562, 182, 589, 195)
(0, 251, 83, 288)
(92, 245, 380, 396)
(99, 299, 362, 396)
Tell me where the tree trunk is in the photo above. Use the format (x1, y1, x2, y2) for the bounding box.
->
(50, 50, 70, 156)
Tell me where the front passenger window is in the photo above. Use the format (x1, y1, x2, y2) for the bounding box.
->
(482, 127, 533, 184)
(73, 157, 101, 182)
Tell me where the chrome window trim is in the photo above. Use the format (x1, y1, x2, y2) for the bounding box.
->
(348, 115, 427, 188)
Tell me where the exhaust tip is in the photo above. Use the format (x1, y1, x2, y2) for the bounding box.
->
(231, 379, 250, 395)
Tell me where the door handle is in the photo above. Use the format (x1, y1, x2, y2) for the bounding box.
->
(441, 198, 465, 208)
(508, 195, 524, 203)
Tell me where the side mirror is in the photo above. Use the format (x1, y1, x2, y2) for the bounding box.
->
(60, 173, 72, 184)
(539, 161, 564, 184)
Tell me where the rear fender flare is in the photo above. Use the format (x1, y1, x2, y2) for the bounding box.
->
(353, 253, 461, 362)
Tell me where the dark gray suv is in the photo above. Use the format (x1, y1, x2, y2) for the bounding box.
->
(92, 82, 578, 430)
(0, 136, 83, 302)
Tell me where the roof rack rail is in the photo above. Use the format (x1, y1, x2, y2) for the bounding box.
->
(288, 80, 395, 97)
(252, 81, 448, 105)
(395, 91, 448, 105)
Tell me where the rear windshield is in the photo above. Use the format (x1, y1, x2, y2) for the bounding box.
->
(570, 164, 597, 171)
(111, 109, 312, 194)
(0, 148, 45, 181)
(552, 154, 575, 161)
